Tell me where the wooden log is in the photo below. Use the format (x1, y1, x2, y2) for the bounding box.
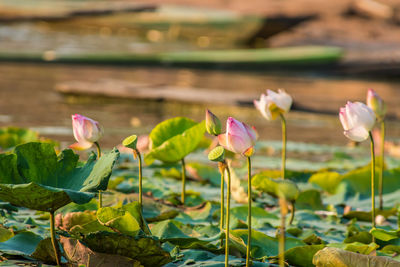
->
(55, 79, 258, 106)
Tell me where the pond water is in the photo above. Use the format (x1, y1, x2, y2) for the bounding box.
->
(1, 62, 400, 150)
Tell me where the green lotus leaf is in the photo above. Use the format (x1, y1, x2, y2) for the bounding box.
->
(312, 247, 400, 267)
(0, 231, 42, 256)
(0, 142, 119, 212)
(96, 202, 151, 236)
(285, 244, 325, 267)
(230, 229, 305, 258)
(145, 117, 206, 164)
(151, 220, 220, 252)
(82, 231, 172, 267)
(252, 174, 300, 201)
(0, 127, 39, 150)
(370, 228, 400, 242)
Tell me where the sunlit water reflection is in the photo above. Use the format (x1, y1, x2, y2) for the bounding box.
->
(1, 62, 400, 149)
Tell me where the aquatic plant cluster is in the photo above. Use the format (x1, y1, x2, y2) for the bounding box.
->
(0, 88, 398, 267)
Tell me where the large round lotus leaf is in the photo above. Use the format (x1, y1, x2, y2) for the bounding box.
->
(83, 231, 172, 267)
(145, 117, 205, 164)
(313, 247, 400, 267)
(0, 142, 119, 212)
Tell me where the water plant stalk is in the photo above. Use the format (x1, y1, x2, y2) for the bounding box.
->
(289, 201, 295, 225)
(278, 198, 287, 267)
(49, 211, 61, 266)
(280, 113, 295, 225)
(225, 166, 231, 267)
(246, 156, 252, 267)
(218, 162, 225, 247)
(279, 114, 286, 180)
(135, 149, 143, 208)
(369, 132, 376, 232)
(181, 158, 186, 205)
(379, 120, 385, 210)
(95, 141, 103, 208)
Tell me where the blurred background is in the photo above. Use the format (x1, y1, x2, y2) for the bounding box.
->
(1, 0, 400, 149)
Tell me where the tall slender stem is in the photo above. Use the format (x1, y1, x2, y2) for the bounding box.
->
(278, 199, 287, 267)
(279, 114, 287, 180)
(218, 162, 225, 247)
(369, 132, 376, 232)
(98, 191, 103, 208)
(49, 211, 61, 266)
(136, 149, 143, 209)
(225, 166, 231, 267)
(246, 156, 252, 267)
(181, 158, 186, 205)
(95, 142, 103, 208)
(289, 201, 295, 225)
(379, 120, 385, 210)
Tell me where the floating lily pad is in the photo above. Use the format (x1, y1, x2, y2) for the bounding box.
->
(97, 202, 151, 235)
(0, 142, 119, 212)
(313, 247, 400, 267)
(145, 117, 205, 164)
(252, 174, 299, 201)
(83, 231, 172, 267)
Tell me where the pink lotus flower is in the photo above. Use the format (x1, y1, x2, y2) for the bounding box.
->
(70, 114, 104, 150)
(339, 101, 376, 142)
(218, 117, 258, 156)
(367, 89, 386, 119)
(254, 89, 292, 121)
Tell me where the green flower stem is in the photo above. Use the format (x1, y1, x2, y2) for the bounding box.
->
(278, 198, 287, 267)
(49, 211, 61, 266)
(181, 158, 186, 205)
(98, 191, 103, 208)
(225, 166, 231, 267)
(369, 132, 376, 234)
(135, 149, 143, 208)
(246, 156, 252, 267)
(379, 120, 385, 210)
(218, 162, 225, 247)
(279, 114, 287, 180)
(95, 141, 103, 208)
(289, 201, 295, 225)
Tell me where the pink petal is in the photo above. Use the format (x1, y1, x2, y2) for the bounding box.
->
(344, 126, 370, 142)
(228, 133, 251, 154)
(69, 141, 93, 151)
(243, 122, 258, 143)
(226, 117, 247, 137)
(218, 134, 230, 151)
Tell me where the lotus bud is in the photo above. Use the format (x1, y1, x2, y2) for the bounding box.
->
(218, 117, 258, 157)
(254, 89, 292, 121)
(205, 109, 222, 136)
(367, 89, 386, 120)
(339, 101, 376, 142)
(70, 114, 104, 150)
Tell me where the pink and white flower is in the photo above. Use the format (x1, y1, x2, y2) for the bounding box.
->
(254, 89, 292, 121)
(70, 114, 104, 150)
(218, 117, 258, 156)
(339, 101, 376, 142)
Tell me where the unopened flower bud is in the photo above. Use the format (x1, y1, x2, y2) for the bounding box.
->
(205, 109, 222, 136)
